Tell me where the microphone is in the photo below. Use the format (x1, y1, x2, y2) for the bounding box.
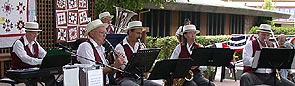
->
(55, 43, 72, 52)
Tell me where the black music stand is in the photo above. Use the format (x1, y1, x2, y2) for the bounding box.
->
(148, 59, 193, 86)
(253, 48, 295, 86)
(191, 48, 234, 86)
(124, 48, 161, 86)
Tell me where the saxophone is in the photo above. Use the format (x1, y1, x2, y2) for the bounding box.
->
(174, 70, 194, 86)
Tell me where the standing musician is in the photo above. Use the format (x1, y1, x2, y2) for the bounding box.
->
(176, 18, 191, 43)
(10, 22, 55, 86)
(115, 21, 162, 86)
(170, 24, 215, 86)
(99, 11, 115, 34)
(76, 19, 126, 85)
(240, 24, 295, 86)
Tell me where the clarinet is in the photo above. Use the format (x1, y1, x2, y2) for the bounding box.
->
(105, 39, 121, 57)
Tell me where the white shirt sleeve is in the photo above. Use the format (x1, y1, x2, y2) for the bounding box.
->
(170, 44, 181, 59)
(76, 42, 96, 65)
(12, 40, 43, 65)
(242, 41, 254, 67)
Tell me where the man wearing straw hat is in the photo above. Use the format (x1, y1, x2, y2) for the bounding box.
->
(99, 11, 115, 34)
(115, 21, 162, 86)
(10, 22, 54, 86)
(77, 19, 126, 85)
(240, 24, 295, 86)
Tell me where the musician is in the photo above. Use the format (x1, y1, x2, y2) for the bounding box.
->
(76, 19, 126, 85)
(176, 18, 191, 43)
(170, 25, 215, 86)
(115, 21, 162, 86)
(11, 22, 54, 86)
(277, 34, 292, 79)
(99, 11, 115, 34)
(240, 24, 295, 86)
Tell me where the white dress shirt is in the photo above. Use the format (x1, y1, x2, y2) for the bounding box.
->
(242, 39, 276, 73)
(76, 38, 108, 65)
(76, 38, 109, 84)
(115, 37, 145, 63)
(12, 36, 46, 65)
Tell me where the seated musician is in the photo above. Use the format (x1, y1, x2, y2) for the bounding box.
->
(76, 19, 126, 85)
(240, 24, 295, 86)
(115, 21, 162, 86)
(170, 24, 215, 86)
(10, 22, 55, 86)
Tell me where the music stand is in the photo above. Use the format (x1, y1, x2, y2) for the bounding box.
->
(253, 48, 295, 86)
(148, 59, 193, 86)
(124, 48, 160, 86)
(191, 48, 234, 86)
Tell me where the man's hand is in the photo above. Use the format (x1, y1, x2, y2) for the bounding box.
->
(113, 51, 126, 68)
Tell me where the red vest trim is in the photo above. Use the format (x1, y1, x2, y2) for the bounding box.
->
(179, 43, 199, 58)
(11, 37, 39, 69)
(120, 41, 141, 61)
(243, 40, 260, 73)
(86, 40, 102, 63)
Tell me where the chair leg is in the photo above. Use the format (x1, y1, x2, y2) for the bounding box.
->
(220, 66, 225, 82)
(233, 64, 237, 82)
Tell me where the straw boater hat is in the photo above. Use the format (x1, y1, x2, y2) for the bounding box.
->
(25, 22, 42, 32)
(180, 25, 200, 35)
(256, 24, 272, 33)
(84, 19, 108, 36)
(99, 12, 114, 19)
(125, 21, 145, 31)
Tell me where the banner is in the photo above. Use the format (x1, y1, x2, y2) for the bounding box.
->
(0, 0, 32, 48)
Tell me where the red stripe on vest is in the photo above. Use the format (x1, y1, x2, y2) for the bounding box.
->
(86, 40, 106, 85)
(243, 40, 260, 73)
(10, 37, 39, 69)
(179, 43, 199, 58)
(120, 41, 141, 61)
(86, 40, 102, 63)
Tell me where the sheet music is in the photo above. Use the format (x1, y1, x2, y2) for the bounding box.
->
(63, 67, 79, 86)
(87, 68, 103, 86)
(252, 51, 261, 68)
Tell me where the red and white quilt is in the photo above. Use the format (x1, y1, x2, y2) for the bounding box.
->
(0, 0, 28, 48)
(55, 0, 89, 42)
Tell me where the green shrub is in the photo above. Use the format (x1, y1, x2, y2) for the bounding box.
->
(146, 35, 230, 59)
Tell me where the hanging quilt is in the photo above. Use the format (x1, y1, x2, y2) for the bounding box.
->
(55, 0, 89, 42)
(0, 0, 30, 48)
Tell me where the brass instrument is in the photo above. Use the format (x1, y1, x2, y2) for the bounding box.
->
(114, 7, 137, 33)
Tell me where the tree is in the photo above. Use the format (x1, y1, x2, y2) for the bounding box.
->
(262, 0, 275, 25)
(263, 0, 274, 10)
(94, 0, 175, 19)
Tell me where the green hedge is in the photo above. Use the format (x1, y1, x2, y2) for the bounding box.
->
(146, 35, 230, 59)
(249, 26, 295, 35)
